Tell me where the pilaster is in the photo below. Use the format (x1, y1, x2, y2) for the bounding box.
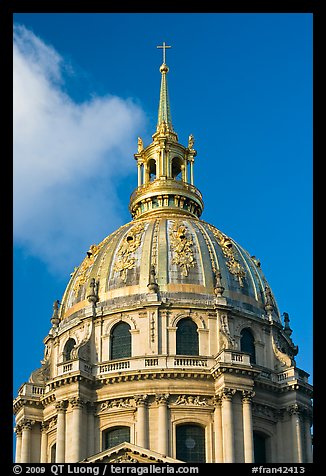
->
(212, 396, 223, 462)
(86, 402, 96, 459)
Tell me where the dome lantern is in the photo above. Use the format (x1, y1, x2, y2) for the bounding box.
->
(130, 42, 203, 220)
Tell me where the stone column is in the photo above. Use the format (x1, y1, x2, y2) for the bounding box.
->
(14, 425, 22, 463)
(242, 391, 255, 463)
(213, 396, 223, 462)
(220, 388, 236, 463)
(135, 395, 148, 449)
(189, 159, 194, 185)
(289, 404, 303, 463)
(20, 419, 33, 463)
(55, 400, 67, 463)
(137, 163, 142, 186)
(182, 164, 188, 183)
(143, 163, 148, 184)
(70, 397, 85, 462)
(40, 422, 48, 463)
(87, 402, 96, 458)
(304, 412, 313, 463)
(156, 394, 169, 455)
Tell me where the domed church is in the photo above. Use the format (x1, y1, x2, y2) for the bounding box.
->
(14, 43, 313, 464)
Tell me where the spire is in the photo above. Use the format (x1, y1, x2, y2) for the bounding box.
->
(156, 42, 173, 132)
(130, 43, 204, 220)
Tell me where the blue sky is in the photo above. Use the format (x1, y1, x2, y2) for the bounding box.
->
(13, 12, 313, 399)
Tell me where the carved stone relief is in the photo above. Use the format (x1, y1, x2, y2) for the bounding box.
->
(113, 223, 145, 282)
(173, 395, 210, 406)
(99, 398, 133, 412)
(207, 224, 246, 286)
(169, 221, 196, 276)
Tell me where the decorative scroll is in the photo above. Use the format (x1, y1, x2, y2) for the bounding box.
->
(208, 224, 246, 286)
(169, 221, 195, 276)
(113, 223, 145, 282)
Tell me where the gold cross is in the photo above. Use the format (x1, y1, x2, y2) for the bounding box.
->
(157, 42, 171, 64)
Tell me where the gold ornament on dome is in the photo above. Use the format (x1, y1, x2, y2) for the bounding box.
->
(208, 225, 246, 286)
(73, 243, 102, 295)
(169, 221, 195, 276)
(113, 223, 145, 282)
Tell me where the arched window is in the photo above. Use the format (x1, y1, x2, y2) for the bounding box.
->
(103, 426, 130, 450)
(110, 322, 131, 360)
(176, 424, 206, 463)
(172, 157, 183, 180)
(240, 328, 256, 364)
(148, 158, 156, 181)
(63, 338, 76, 362)
(253, 431, 267, 463)
(176, 319, 199, 356)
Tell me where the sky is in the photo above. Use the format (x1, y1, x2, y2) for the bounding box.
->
(13, 13, 313, 403)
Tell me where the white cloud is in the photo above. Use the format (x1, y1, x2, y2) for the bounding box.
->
(13, 25, 147, 275)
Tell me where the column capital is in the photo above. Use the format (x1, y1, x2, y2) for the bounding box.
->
(69, 397, 85, 409)
(212, 395, 222, 407)
(287, 403, 303, 416)
(135, 394, 149, 406)
(41, 421, 49, 432)
(241, 390, 255, 403)
(220, 388, 236, 401)
(21, 419, 34, 431)
(14, 425, 23, 435)
(55, 400, 68, 412)
(155, 393, 169, 405)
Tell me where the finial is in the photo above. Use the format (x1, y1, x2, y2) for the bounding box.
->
(283, 312, 293, 337)
(51, 300, 60, 328)
(214, 270, 225, 297)
(264, 284, 274, 314)
(147, 264, 159, 293)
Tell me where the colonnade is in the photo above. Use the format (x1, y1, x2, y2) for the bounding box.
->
(136, 157, 194, 187)
(14, 392, 313, 463)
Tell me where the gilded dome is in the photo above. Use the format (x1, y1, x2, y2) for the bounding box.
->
(59, 214, 280, 323)
(58, 55, 280, 326)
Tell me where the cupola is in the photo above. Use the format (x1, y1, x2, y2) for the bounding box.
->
(129, 42, 203, 220)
